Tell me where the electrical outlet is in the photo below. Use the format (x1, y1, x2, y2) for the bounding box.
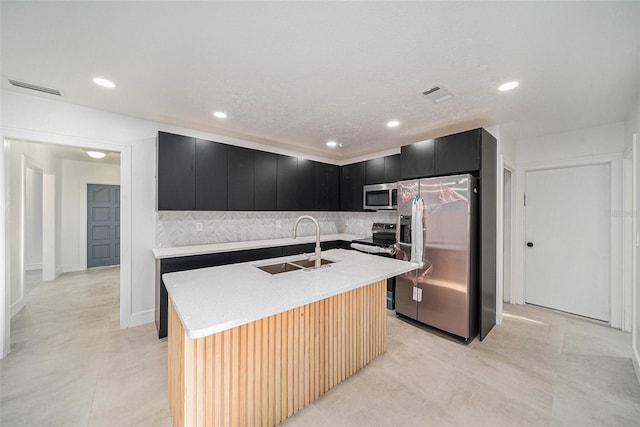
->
(196, 222, 203, 232)
(276, 220, 282, 228)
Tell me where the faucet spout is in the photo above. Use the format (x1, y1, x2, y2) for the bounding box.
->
(292, 215, 322, 268)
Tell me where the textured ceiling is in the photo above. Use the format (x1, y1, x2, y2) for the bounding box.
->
(2, 1, 639, 160)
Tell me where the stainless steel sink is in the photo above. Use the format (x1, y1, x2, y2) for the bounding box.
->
(256, 262, 303, 275)
(290, 258, 335, 269)
(256, 258, 335, 275)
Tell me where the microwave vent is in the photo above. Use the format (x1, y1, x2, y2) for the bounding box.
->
(421, 85, 455, 104)
(8, 79, 62, 96)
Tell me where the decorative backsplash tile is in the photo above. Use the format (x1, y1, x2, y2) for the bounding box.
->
(156, 211, 397, 247)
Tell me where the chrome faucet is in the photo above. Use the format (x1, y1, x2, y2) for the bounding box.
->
(292, 215, 322, 268)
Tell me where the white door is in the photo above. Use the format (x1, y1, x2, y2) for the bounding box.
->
(525, 164, 610, 321)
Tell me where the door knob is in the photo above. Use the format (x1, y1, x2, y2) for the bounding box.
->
(526, 242, 534, 247)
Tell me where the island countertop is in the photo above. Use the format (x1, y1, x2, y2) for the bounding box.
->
(163, 248, 418, 339)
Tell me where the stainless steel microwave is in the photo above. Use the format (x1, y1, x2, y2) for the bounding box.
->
(363, 182, 398, 211)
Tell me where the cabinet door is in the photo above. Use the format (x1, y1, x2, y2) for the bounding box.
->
(277, 155, 298, 210)
(315, 162, 340, 211)
(400, 139, 435, 180)
(434, 129, 481, 175)
(340, 162, 365, 211)
(157, 132, 196, 210)
(365, 157, 385, 184)
(227, 146, 255, 210)
(254, 150, 277, 210)
(297, 159, 316, 211)
(195, 138, 227, 211)
(384, 154, 401, 183)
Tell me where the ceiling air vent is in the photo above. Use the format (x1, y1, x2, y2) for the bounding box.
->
(8, 79, 62, 96)
(420, 85, 454, 104)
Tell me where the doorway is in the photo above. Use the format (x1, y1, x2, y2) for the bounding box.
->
(524, 163, 611, 321)
(503, 167, 513, 303)
(24, 167, 43, 286)
(3, 138, 126, 358)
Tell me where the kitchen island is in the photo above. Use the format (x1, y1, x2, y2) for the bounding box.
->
(164, 248, 417, 427)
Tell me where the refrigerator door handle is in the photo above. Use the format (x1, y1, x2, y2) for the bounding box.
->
(412, 285, 423, 302)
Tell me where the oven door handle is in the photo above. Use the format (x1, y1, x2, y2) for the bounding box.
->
(350, 243, 396, 256)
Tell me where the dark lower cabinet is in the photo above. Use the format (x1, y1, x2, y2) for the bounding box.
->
(195, 138, 227, 210)
(157, 132, 196, 210)
(340, 162, 365, 211)
(156, 241, 344, 338)
(254, 151, 277, 210)
(227, 146, 255, 210)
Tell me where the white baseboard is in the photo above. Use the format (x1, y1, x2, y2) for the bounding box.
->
(10, 299, 25, 318)
(128, 309, 155, 328)
(633, 344, 640, 385)
(25, 263, 42, 271)
(56, 265, 83, 276)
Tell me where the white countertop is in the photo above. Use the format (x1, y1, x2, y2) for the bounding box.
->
(152, 233, 363, 259)
(163, 248, 418, 339)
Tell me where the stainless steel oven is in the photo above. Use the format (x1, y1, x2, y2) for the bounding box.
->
(363, 182, 397, 211)
(350, 223, 397, 309)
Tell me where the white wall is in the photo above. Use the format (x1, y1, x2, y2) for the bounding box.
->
(24, 167, 42, 270)
(514, 122, 626, 328)
(60, 159, 120, 273)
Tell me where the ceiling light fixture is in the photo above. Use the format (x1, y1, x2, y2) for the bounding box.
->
(386, 120, 400, 128)
(498, 81, 519, 92)
(92, 77, 115, 88)
(86, 151, 106, 159)
(213, 111, 227, 119)
(326, 141, 338, 148)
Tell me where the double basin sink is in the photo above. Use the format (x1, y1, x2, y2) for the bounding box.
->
(257, 258, 335, 275)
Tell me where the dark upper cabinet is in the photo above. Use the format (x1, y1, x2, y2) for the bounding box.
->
(384, 154, 401, 183)
(296, 159, 316, 211)
(227, 146, 255, 210)
(157, 132, 196, 210)
(340, 162, 365, 211)
(277, 155, 298, 210)
(400, 139, 435, 180)
(315, 162, 340, 211)
(195, 138, 227, 211)
(254, 150, 277, 210)
(365, 157, 385, 185)
(434, 129, 481, 175)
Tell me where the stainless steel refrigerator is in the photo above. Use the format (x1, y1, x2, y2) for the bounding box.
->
(394, 174, 478, 340)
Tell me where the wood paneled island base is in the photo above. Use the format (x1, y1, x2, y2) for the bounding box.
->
(168, 279, 387, 427)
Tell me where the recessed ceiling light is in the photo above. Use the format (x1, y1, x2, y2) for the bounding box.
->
(387, 120, 400, 128)
(498, 81, 519, 92)
(86, 151, 106, 159)
(326, 141, 338, 148)
(92, 77, 115, 88)
(213, 111, 227, 119)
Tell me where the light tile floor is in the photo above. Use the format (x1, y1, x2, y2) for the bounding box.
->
(1, 268, 639, 426)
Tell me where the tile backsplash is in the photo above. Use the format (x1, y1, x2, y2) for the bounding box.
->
(156, 211, 396, 247)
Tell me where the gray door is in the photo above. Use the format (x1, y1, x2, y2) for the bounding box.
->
(87, 184, 120, 268)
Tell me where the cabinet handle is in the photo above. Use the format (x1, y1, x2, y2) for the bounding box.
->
(526, 242, 534, 248)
